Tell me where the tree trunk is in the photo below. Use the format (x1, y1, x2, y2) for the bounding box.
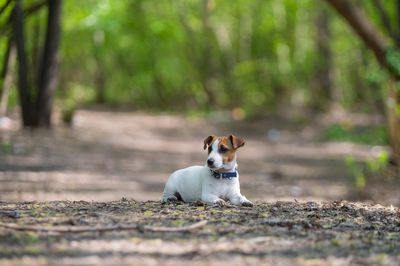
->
(13, 0, 35, 126)
(311, 6, 332, 110)
(35, 0, 62, 127)
(386, 79, 400, 164)
(325, 0, 400, 165)
(32, 15, 43, 84)
(201, 0, 216, 106)
(94, 65, 106, 104)
(93, 30, 106, 104)
(0, 37, 17, 116)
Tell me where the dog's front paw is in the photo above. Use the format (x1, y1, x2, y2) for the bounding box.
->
(241, 200, 253, 207)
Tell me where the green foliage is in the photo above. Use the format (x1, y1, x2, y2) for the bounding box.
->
(324, 124, 388, 145)
(0, 0, 397, 115)
(345, 156, 366, 189)
(366, 150, 389, 173)
(0, 140, 13, 154)
(54, 0, 389, 112)
(345, 150, 389, 190)
(0, 232, 40, 245)
(386, 49, 400, 75)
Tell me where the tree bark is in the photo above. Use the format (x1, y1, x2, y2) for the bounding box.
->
(12, 0, 61, 127)
(0, 37, 17, 116)
(201, 0, 216, 107)
(386, 80, 400, 164)
(312, 6, 332, 110)
(13, 0, 35, 125)
(92, 30, 106, 104)
(36, 0, 62, 127)
(32, 15, 43, 84)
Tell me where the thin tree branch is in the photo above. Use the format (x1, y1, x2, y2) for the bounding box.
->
(0, 0, 12, 17)
(372, 0, 400, 45)
(397, 0, 400, 47)
(24, 0, 48, 17)
(0, 220, 208, 234)
(0, 0, 48, 37)
(0, 36, 16, 116)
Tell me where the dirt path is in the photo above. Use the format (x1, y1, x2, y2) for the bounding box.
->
(0, 109, 398, 205)
(1, 109, 399, 265)
(1, 200, 399, 265)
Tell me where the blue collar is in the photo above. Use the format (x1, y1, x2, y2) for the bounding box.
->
(210, 169, 238, 179)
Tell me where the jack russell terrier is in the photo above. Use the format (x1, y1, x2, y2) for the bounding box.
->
(162, 135, 253, 207)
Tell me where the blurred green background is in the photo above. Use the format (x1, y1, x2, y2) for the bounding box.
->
(1, 0, 400, 148)
(0, 0, 400, 205)
(0, 0, 390, 114)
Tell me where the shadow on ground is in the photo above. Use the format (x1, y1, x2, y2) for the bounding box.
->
(1, 109, 398, 206)
(1, 110, 400, 265)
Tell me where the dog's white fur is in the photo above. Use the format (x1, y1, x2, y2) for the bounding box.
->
(162, 138, 252, 206)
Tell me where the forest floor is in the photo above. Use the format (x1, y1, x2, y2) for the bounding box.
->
(0, 108, 399, 265)
(0, 200, 399, 265)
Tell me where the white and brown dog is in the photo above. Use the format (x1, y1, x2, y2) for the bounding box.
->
(162, 135, 253, 207)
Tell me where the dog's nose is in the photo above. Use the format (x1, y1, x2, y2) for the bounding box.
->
(207, 158, 215, 167)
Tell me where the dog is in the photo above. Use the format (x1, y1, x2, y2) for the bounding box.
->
(162, 135, 253, 207)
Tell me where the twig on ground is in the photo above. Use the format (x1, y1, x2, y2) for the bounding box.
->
(0, 220, 207, 234)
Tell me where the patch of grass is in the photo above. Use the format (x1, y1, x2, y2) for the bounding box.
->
(331, 239, 341, 247)
(0, 141, 13, 154)
(0, 232, 41, 245)
(143, 211, 154, 216)
(324, 124, 388, 145)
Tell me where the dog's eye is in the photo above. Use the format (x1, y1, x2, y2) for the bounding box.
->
(219, 146, 228, 153)
(208, 146, 212, 153)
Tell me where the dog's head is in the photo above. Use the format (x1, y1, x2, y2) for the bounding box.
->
(203, 135, 245, 171)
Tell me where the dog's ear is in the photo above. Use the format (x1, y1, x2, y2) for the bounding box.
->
(229, 135, 245, 149)
(203, 135, 216, 150)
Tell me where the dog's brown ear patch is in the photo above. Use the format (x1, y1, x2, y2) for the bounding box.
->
(203, 135, 216, 150)
(229, 135, 245, 150)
